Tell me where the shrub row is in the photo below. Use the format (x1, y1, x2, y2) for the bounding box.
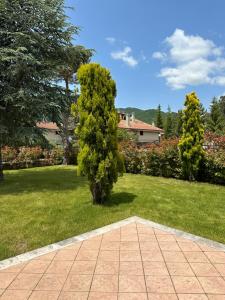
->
(119, 138, 225, 185)
(2, 146, 64, 169)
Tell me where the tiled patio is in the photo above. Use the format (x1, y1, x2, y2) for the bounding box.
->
(1, 219, 225, 299)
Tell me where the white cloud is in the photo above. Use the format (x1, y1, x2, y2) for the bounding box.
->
(106, 37, 116, 44)
(111, 46, 138, 67)
(152, 51, 167, 60)
(153, 28, 225, 89)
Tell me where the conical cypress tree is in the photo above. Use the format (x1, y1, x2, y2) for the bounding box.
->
(74, 63, 124, 204)
(156, 104, 163, 129)
(165, 106, 173, 138)
(178, 92, 205, 181)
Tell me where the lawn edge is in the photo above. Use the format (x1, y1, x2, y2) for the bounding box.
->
(0, 215, 225, 270)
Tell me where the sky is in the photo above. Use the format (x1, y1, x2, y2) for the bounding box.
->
(65, 0, 225, 112)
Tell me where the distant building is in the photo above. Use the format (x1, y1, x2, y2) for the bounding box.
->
(118, 112, 163, 144)
(37, 122, 62, 145)
(37, 112, 163, 146)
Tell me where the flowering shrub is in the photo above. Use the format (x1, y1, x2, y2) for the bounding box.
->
(120, 139, 181, 179)
(2, 146, 64, 169)
(2, 147, 17, 162)
(16, 147, 43, 162)
(120, 137, 225, 185)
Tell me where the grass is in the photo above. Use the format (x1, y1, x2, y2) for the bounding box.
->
(0, 165, 225, 260)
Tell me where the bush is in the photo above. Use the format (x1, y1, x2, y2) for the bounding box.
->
(120, 139, 181, 179)
(2, 146, 64, 169)
(2, 147, 17, 162)
(120, 138, 225, 185)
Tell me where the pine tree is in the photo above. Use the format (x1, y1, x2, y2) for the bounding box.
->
(207, 97, 225, 135)
(0, 0, 77, 181)
(165, 106, 173, 138)
(178, 92, 205, 181)
(156, 104, 163, 129)
(74, 63, 124, 204)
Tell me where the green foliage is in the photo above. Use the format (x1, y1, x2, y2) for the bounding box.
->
(164, 106, 174, 138)
(156, 104, 163, 129)
(2, 146, 64, 169)
(219, 95, 225, 118)
(178, 92, 205, 180)
(117, 129, 138, 142)
(0, 0, 77, 180)
(57, 45, 94, 164)
(120, 139, 182, 179)
(207, 97, 225, 135)
(74, 63, 124, 204)
(175, 110, 183, 137)
(0, 0, 76, 144)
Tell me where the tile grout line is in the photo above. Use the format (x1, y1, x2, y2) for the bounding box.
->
(178, 242, 212, 299)
(136, 221, 149, 300)
(154, 229, 178, 297)
(87, 232, 104, 299)
(117, 224, 121, 300)
(56, 241, 82, 300)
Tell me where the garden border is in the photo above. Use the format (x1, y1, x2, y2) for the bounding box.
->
(0, 215, 225, 270)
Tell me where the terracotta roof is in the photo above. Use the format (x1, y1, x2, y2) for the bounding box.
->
(37, 122, 59, 130)
(37, 118, 163, 133)
(118, 119, 163, 132)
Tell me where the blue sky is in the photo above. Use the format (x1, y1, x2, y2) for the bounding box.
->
(66, 0, 225, 111)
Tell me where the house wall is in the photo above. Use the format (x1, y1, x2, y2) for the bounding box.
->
(137, 131, 159, 143)
(44, 130, 62, 146)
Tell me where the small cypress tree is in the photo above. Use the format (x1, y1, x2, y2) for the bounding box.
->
(75, 63, 124, 204)
(156, 104, 163, 129)
(178, 92, 205, 181)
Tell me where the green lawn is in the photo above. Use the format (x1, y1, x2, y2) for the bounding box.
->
(0, 165, 225, 261)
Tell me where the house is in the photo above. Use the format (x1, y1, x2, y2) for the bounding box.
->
(37, 122, 62, 145)
(118, 112, 163, 144)
(37, 112, 163, 145)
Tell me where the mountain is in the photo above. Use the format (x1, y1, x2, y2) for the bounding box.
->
(117, 107, 177, 125)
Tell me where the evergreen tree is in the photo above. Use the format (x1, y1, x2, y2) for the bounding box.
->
(219, 95, 225, 118)
(0, 0, 76, 181)
(74, 63, 124, 204)
(57, 45, 93, 164)
(178, 92, 205, 181)
(164, 106, 173, 138)
(156, 104, 163, 129)
(176, 110, 183, 137)
(207, 97, 225, 135)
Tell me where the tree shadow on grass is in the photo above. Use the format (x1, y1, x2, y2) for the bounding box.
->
(0, 167, 88, 195)
(104, 192, 136, 207)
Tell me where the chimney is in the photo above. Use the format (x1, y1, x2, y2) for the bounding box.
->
(126, 113, 130, 127)
(152, 121, 155, 126)
(131, 112, 135, 122)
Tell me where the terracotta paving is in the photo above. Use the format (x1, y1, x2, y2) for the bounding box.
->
(1, 221, 225, 299)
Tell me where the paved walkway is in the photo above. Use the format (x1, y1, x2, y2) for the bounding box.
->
(0, 220, 225, 299)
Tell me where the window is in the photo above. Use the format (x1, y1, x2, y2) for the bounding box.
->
(140, 131, 143, 136)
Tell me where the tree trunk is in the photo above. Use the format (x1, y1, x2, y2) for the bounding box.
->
(0, 146, 4, 182)
(61, 78, 71, 165)
(91, 182, 106, 204)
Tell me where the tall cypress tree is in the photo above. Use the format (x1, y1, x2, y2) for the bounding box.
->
(165, 106, 173, 138)
(156, 104, 163, 129)
(178, 92, 205, 181)
(74, 63, 124, 204)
